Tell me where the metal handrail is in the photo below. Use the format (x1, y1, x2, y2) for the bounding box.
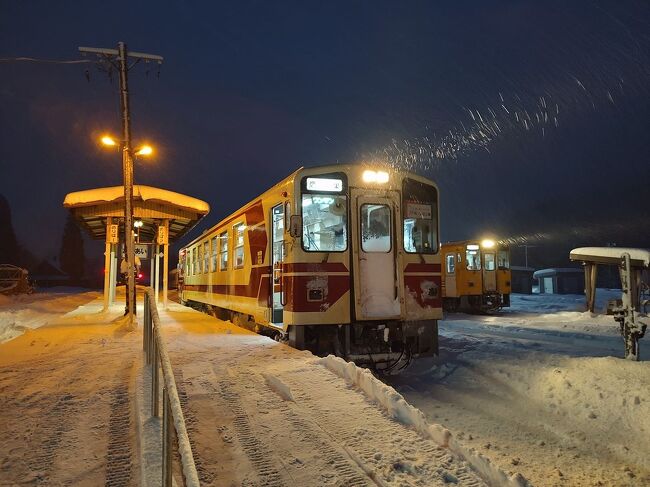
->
(143, 288, 200, 487)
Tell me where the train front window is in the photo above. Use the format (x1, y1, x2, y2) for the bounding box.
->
(301, 194, 347, 252)
(497, 250, 510, 269)
(361, 204, 391, 253)
(466, 245, 481, 270)
(402, 178, 438, 254)
(484, 252, 496, 271)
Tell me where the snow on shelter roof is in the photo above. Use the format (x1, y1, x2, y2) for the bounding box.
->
(63, 185, 210, 214)
(570, 247, 650, 268)
(63, 185, 209, 243)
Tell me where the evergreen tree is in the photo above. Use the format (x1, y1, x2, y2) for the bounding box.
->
(0, 194, 19, 264)
(59, 213, 85, 282)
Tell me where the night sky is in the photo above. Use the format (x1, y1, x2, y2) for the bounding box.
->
(1, 1, 649, 269)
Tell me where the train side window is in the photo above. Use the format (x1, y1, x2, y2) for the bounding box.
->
(497, 250, 510, 269)
(211, 236, 218, 272)
(234, 223, 245, 268)
(192, 248, 198, 275)
(301, 194, 347, 252)
(219, 231, 229, 270)
(360, 203, 391, 253)
(446, 254, 455, 274)
(203, 241, 209, 273)
(402, 178, 438, 254)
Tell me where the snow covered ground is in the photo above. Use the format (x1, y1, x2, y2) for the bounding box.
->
(158, 305, 504, 486)
(0, 287, 101, 343)
(387, 290, 650, 486)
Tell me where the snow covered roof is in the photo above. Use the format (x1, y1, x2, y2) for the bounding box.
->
(63, 185, 210, 243)
(570, 247, 650, 268)
(533, 268, 583, 278)
(63, 185, 210, 214)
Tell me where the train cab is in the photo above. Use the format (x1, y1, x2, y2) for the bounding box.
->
(441, 239, 511, 312)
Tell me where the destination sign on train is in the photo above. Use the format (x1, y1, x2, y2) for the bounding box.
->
(306, 177, 343, 192)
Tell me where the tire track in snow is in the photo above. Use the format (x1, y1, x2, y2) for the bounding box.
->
(104, 365, 134, 487)
(216, 379, 286, 487)
(278, 362, 487, 487)
(174, 370, 218, 485)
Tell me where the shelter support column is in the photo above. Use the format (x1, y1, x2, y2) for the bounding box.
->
(103, 217, 113, 311)
(163, 219, 169, 309)
(154, 244, 160, 304)
(584, 263, 598, 312)
(110, 246, 117, 304)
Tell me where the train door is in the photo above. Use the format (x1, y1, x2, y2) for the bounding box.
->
(351, 189, 402, 319)
(482, 251, 497, 292)
(444, 252, 457, 297)
(271, 204, 285, 325)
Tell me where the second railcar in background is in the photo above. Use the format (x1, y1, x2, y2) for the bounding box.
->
(441, 239, 511, 312)
(177, 164, 442, 371)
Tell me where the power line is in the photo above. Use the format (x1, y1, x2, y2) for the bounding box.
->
(0, 57, 92, 64)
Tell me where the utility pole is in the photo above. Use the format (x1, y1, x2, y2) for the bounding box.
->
(518, 244, 537, 269)
(79, 42, 163, 325)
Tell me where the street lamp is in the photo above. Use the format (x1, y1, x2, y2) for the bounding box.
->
(99, 134, 154, 323)
(101, 135, 154, 158)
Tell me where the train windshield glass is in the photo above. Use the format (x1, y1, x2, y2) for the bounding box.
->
(302, 194, 347, 252)
(497, 250, 510, 269)
(466, 246, 481, 270)
(402, 178, 438, 254)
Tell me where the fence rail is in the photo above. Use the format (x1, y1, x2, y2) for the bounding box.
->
(143, 288, 200, 487)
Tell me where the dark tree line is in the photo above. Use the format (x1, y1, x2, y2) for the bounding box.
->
(0, 194, 85, 283)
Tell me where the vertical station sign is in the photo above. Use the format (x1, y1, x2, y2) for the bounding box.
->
(108, 224, 119, 244)
(157, 225, 168, 245)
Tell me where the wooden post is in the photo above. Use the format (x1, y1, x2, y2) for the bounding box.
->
(584, 263, 598, 313)
(163, 219, 169, 309)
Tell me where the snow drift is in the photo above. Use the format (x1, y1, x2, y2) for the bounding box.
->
(318, 355, 529, 487)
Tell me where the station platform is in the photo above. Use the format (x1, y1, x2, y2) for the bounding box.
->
(0, 290, 513, 486)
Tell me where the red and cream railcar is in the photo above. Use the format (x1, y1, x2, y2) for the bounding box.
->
(178, 164, 441, 370)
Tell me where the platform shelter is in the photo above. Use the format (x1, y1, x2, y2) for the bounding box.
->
(63, 185, 209, 310)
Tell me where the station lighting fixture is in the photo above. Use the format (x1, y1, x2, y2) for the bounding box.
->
(481, 239, 496, 249)
(362, 169, 389, 184)
(101, 135, 117, 146)
(135, 145, 153, 156)
(99, 135, 154, 157)
(133, 220, 144, 228)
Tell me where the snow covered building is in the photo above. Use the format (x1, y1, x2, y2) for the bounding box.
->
(533, 268, 584, 294)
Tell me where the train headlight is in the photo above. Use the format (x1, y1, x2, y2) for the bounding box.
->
(362, 170, 389, 184)
(481, 239, 495, 249)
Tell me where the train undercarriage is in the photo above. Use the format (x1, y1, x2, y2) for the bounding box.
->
(443, 292, 510, 314)
(186, 300, 438, 373)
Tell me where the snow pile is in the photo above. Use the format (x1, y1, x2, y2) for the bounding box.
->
(262, 372, 295, 402)
(0, 288, 100, 343)
(318, 355, 529, 487)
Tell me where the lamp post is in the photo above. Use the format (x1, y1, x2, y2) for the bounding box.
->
(101, 135, 154, 323)
(80, 41, 162, 325)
